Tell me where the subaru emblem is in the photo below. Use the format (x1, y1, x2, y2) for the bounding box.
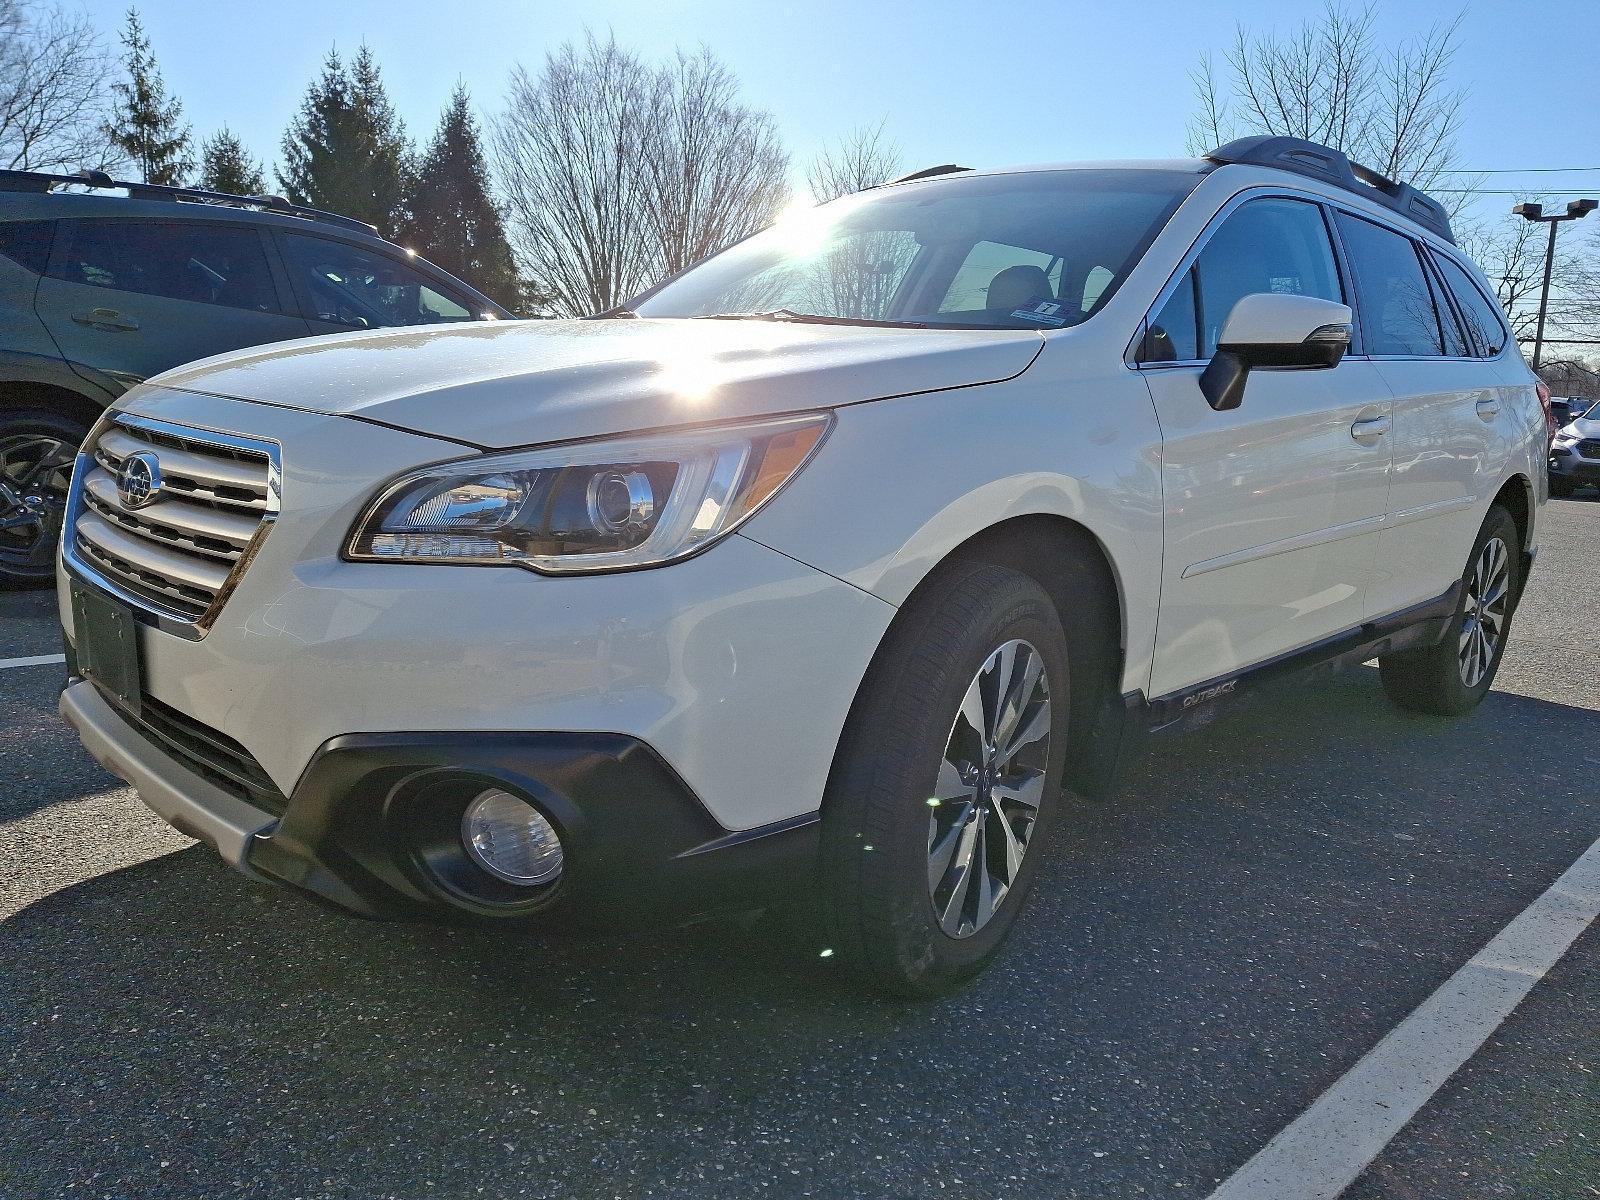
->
(116, 451, 162, 510)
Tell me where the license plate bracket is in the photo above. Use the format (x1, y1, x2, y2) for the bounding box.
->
(70, 580, 142, 712)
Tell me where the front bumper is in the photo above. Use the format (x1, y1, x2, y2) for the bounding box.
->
(60, 677, 821, 922)
(1549, 449, 1600, 483)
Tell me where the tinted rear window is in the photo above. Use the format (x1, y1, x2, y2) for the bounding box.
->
(1333, 213, 1447, 357)
(49, 219, 280, 312)
(0, 220, 55, 274)
(1431, 252, 1509, 357)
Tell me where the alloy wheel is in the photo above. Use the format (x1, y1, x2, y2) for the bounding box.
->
(1458, 535, 1510, 688)
(0, 434, 75, 577)
(926, 638, 1052, 939)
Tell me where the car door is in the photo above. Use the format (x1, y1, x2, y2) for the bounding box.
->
(34, 218, 310, 391)
(273, 231, 480, 334)
(1350, 225, 1519, 615)
(1139, 195, 1395, 699)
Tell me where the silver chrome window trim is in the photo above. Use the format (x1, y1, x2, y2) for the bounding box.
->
(60, 411, 282, 642)
(1126, 181, 1513, 370)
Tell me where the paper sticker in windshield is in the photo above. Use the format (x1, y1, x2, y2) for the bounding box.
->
(1010, 297, 1072, 327)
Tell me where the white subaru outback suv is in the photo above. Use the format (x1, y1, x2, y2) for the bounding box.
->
(57, 136, 1545, 997)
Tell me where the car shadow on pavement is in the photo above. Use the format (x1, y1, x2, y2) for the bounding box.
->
(2, 666, 1597, 1199)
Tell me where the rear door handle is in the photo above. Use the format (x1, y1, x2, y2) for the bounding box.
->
(71, 307, 140, 332)
(1475, 397, 1502, 420)
(1351, 414, 1392, 443)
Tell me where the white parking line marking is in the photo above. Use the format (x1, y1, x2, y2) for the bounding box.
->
(1207, 834, 1600, 1200)
(0, 653, 66, 671)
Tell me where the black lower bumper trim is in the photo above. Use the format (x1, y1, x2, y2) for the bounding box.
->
(243, 731, 819, 924)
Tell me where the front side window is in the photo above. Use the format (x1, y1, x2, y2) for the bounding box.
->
(1431, 252, 1509, 357)
(1334, 213, 1447, 356)
(280, 234, 474, 328)
(48, 219, 279, 312)
(634, 169, 1199, 330)
(1144, 197, 1342, 362)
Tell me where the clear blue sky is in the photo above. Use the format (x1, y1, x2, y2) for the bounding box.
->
(86, 0, 1597, 227)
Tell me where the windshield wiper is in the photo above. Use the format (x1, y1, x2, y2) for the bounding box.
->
(593, 306, 638, 319)
(692, 309, 927, 328)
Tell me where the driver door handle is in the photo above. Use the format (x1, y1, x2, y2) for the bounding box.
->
(71, 307, 140, 332)
(1351, 413, 1392, 443)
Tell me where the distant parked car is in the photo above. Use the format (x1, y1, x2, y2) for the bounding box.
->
(0, 169, 511, 586)
(1550, 401, 1600, 496)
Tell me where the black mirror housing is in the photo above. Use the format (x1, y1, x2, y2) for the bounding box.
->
(1200, 328, 1349, 411)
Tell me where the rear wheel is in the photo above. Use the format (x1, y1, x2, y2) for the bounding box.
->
(1379, 505, 1520, 716)
(0, 409, 86, 588)
(819, 563, 1071, 999)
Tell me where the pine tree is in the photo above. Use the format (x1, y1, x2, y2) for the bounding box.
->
(279, 46, 411, 237)
(103, 7, 192, 184)
(196, 128, 266, 195)
(403, 85, 519, 309)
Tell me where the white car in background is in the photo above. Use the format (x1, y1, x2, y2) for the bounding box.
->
(57, 136, 1545, 997)
(1549, 401, 1600, 496)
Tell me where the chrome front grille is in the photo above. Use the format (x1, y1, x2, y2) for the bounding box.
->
(65, 413, 280, 633)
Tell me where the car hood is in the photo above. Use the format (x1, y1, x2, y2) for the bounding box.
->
(148, 318, 1044, 449)
(1559, 416, 1600, 438)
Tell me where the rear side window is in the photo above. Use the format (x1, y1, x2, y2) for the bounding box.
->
(1431, 252, 1509, 357)
(1144, 197, 1342, 362)
(0, 220, 55, 274)
(49, 220, 280, 312)
(1333, 213, 1447, 357)
(279, 233, 474, 328)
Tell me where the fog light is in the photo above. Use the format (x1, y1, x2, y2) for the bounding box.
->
(461, 789, 564, 885)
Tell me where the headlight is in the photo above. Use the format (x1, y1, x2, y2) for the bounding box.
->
(346, 413, 830, 573)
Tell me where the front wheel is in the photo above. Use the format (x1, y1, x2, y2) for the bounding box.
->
(819, 563, 1072, 999)
(1379, 505, 1520, 717)
(0, 409, 87, 588)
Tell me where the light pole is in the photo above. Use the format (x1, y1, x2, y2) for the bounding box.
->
(1513, 198, 1597, 372)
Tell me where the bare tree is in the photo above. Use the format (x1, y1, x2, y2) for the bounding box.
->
(495, 34, 655, 317)
(1188, 3, 1466, 194)
(644, 47, 789, 278)
(0, 0, 115, 172)
(807, 119, 902, 202)
(495, 32, 790, 317)
(1454, 208, 1570, 345)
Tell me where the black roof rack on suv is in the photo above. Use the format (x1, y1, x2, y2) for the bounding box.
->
(0, 168, 380, 236)
(1205, 136, 1455, 245)
(888, 164, 972, 185)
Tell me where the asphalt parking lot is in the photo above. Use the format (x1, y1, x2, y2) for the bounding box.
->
(2, 499, 1596, 1200)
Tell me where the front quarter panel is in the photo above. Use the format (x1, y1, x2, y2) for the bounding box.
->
(739, 333, 1165, 695)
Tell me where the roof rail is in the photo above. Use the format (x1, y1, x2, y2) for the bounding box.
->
(0, 168, 380, 236)
(1204, 136, 1455, 244)
(888, 164, 972, 185)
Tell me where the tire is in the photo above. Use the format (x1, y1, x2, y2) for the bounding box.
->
(819, 562, 1073, 999)
(1379, 505, 1520, 717)
(1549, 476, 1575, 499)
(0, 408, 88, 589)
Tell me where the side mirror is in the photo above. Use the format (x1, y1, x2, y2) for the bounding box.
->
(1199, 293, 1353, 412)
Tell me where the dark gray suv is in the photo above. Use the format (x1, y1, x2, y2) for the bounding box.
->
(0, 169, 511, 585)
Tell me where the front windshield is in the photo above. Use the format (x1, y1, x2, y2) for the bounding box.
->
(633, 169, 1200, 331)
